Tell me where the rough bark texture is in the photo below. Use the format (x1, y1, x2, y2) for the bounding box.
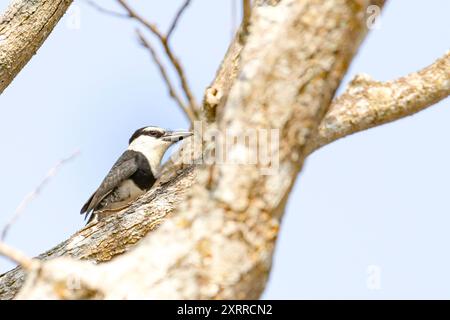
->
(307, 51, 450, 154)
(0, 0, 449, 300)
(0, 0, 72, 94)
(0, 166, 194, 300)
(11, 0, 383, 299)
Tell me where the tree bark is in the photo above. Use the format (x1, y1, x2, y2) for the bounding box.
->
(0, 0, 72, 94)
(307, 51, 450, 154)
(0, 0, 449, 299)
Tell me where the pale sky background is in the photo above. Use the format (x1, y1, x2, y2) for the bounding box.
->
(0, 0, 449, 299)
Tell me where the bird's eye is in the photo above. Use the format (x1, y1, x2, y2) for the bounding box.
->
(150, 131, 163, 137)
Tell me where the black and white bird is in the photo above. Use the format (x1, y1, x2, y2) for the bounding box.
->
(80, 126, 192, 223)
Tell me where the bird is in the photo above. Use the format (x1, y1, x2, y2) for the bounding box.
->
(80, 126, 192, 223)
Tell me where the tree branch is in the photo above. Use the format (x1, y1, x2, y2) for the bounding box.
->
(166, 0, 192, 41)
(8, 0, 385, 300)
(136, 30, 197, 123)
(3, 0, 447, 300)
(0, 0, 73, 94)
(306, 51, 450, 154)
(3, 46, 446, 299)
(242, 0, 251, 35)
(116, 0, 199, 120)
(1, 0, 247, 296)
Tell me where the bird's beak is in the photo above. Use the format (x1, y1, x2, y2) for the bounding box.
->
(162, 130, 193, 142)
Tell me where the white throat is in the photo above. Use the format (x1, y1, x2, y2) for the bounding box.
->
(128, 137, 170, 176)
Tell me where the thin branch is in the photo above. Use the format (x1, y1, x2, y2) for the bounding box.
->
(166, 0, 192, 41)
(84, 0, 128, 18)
(116, 0, 199, 119)
(1, 150, 80, 241)
(0, 241, 38, 271)
(306, 51, 450, 154)
(136, 30, 196, 123)
(160, 38, 199, 115)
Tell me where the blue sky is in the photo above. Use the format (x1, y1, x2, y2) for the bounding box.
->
(0, 0, 449, 299)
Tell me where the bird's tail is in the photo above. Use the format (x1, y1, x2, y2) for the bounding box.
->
(85, 212, 97, 225)
(80, 192, 95, 214)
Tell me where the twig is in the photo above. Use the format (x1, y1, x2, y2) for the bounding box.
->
(231, 0, 237, 39)
(84, 0, 128, 18)
(160, 37, 199, 116)
(166, 0, 192, 41)
(0, 241, 37, 271)
(136, 30, 196, 123)
(117, 0, 165, 40)
(116, 0, 199, 120)
(1, 150, 80, 241)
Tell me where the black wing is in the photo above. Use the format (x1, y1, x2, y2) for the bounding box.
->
(80, 150, 139, 215)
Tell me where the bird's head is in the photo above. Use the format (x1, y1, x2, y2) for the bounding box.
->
(128, 126, 192, 146)
(127, 126, 192, 174)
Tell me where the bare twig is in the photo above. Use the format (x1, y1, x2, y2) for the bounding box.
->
(1, 150, 80, 241)
(160, 37, 199, 116)
(84, 0, 128, 18)
(115, 0, 199, 120)
(166, 0, 192, 41)
(0, 241, 37, 271)
(116, 0, 165, 39)
(136, 30, 196, 123)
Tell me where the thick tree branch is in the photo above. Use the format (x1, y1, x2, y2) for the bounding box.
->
(0, 0, 73, 94)
(3, 45, 446, 299)
(2, 0, 448, 300)
(116, 0, 164, 40)
(9, 0, 384, 300)
(1, 0, 247, 296)
(306, 51, 450, 154)
(0, 165, 194, 300)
